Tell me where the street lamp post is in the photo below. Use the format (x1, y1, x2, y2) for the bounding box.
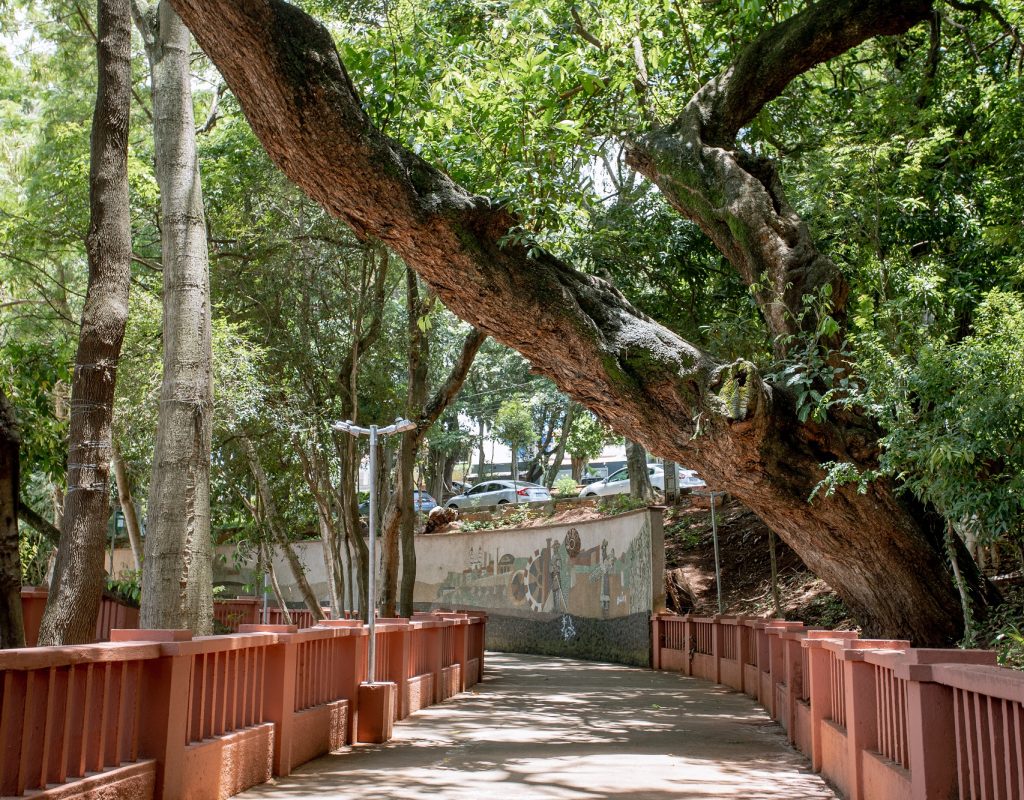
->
(694, 489, 729, 615)
(332, 416, 416, 683)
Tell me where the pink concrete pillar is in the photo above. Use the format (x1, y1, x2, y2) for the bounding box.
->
(651, 615, 663, 671)
(390, 626, 411, 719)
(781, 634, 806, 740)
(712, 616, 724, 684)
(906, 675, 957, 800)
(245, 626, 297, 776)
(756, 624, 772, 710)
(737, 619, 750, 693)
(804, 640, 831, 772)
(356, 681, 396, 743)
(125, 630, 193, 800)
(843, 656, 877, 800)
(429, 625, 444, 704)
(456, 621, 469, 693)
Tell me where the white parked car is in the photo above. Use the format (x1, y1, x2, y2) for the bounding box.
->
(446, 480, 552, 509)
(578, 465, 705, 497)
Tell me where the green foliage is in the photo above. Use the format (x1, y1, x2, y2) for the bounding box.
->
(493, 399, 535, 449)
(105, 570, 142, 606)
(598, 494, 649, 515)
(18, 526, 51, 586)
(565, 411, 607, 462)
(860, 290, 1024, 544)
(554, 475, 578, 496)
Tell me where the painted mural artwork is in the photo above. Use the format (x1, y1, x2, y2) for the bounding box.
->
(431, 518, 653, 638)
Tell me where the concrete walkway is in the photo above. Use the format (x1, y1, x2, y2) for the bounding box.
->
(240, 653, 838, 799)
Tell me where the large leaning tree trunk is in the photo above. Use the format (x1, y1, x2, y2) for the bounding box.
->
(169, 0, 994, 644)
(39, 0, 132, 646)
(132, 0, 215, 634)
(0, 386, 26, 649)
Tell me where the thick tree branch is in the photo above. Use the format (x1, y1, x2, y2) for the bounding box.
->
(627, 0, 932, 349)
(18, 502, 62, 548)
(693, 0, 933, 145)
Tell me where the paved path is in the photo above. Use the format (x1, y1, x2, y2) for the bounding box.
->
(241, 653, 838, 799)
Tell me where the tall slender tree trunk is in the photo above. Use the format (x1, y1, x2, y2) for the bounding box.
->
(380, 325, 486, 616)
(39, 0, 132, 646)
(545, 403, 576, 488)
(133, 0, 214, 634)
(0, 387, 25, 649)
(477, 421, 487, 481)
(383, 268, 429, 618)
(241, 436, 323, 620)
(262, 542, 291, 625)
(111, 441, 142, 571)
(626, 439, 653, 502)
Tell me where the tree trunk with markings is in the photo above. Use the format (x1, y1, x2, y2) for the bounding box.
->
(132, 0, 215, 634)
(39, 0, 132, 646)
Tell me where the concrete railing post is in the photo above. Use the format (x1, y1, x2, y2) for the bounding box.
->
(737, 618, 750, 694)
(113, 629, 193, 800)
(712, 616, 724, 684)
(430, 624, 444, 703)
(651, 615, 662, 671)
(804, 639, 830, 772)
(239, 624, 297, 776)
(844, 655, 877, 800)
(455, 618, 469, 693)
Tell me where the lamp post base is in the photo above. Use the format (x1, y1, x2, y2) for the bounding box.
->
(356, 681, 397, 743)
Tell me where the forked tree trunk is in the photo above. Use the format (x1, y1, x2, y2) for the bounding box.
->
(380, 324, 486, 617)
(169, 0, 995, 643)
(133, 0, 214, 634)
(0, 387, 25, 649)
(39, 0, 132, 646)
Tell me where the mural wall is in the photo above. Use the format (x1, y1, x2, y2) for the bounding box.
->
(413, 508, 665, 665)
(107, 507, 665, 666)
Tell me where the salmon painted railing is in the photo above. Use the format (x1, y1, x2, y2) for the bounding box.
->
(20, 588, 140, 646)
(0, 611, 486, 800)
(23, 589, 336, 641)
(652, 613, 1020, 800)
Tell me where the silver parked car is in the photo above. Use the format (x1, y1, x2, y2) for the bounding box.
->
(446, 480, 552, 509)
(579, 465, 705, 497)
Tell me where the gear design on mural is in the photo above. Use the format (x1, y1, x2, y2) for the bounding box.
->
(563, 527, 581, 558)
(524, 548, 548, 612)
(510, 570, 528, 604)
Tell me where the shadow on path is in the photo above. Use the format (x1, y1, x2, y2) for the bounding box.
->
(239, 653, 837, 799)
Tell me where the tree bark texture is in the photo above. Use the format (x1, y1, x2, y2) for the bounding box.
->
(39, 0, 132, 646)
(0, 387, 26, 649)
(169, 0, 982, 643)
(626, 440, 653, 502)
(133, 0, 215, 634)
